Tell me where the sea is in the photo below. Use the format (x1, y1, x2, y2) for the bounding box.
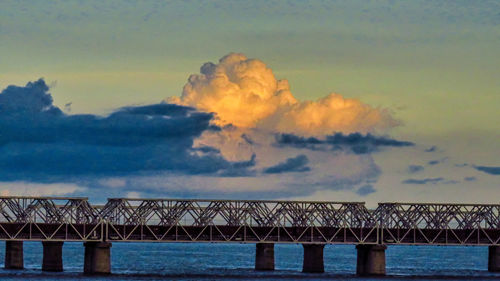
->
(0, 242, 498, 281)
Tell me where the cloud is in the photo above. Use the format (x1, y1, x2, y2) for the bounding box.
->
(464, 176, 477, 182)
(0, 181, 86, 196)
(356, 184, 376, 196)
(408, 165, 424, 173)
(263, 154, 310, 174)
(0, 79, 254, 181)
(122, 155, 382, 199)
(402, 177, 444, 185)
(275, 132, 413, 154)
(1, 53, 413, 199)
(474, 165, 500, 175)
(0, 78, 390, 199)
(241, 133, 254, 145)
(217, 154, 257, 177)
(158, 53, 411, 198)
(168, 53, 399, 136)
(427, 157, 447, 166)
(425, 146, 437, 152)
(125, 191, 141, 198)
(98, 178, 127, 188)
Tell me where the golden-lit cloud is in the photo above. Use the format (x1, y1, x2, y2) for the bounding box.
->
(168, 53, 296, 128)
(168, 53, 398, 136)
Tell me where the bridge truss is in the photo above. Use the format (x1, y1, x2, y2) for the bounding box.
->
(377, 203, 500, 245)
(0, 197, 103, 241)
(102, 199, 378, 244)
(0, 197, 498, 245)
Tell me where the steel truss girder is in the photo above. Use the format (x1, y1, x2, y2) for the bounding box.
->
(0, 197, 498, 245)
(377, 203, 500, 245)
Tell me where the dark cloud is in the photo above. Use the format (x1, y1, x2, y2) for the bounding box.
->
(402, 177, 444, 185)
(241, 134, 254, 145)
(263, 154, 310, 174)
(218, 154, 257, 177)
(427, 158, 447, 166)
(474, 166, 500, 175)
(275, 133, 413, 154)
(464, 176, 477, 182)
(425, 146, 437, 152)
(356, 184, 376, 196)
(0, 79, 254, 181)
(194, 146, 221, 154)
(408, 165, 424, 173)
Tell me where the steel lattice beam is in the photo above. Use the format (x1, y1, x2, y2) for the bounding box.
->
(0, 196, 498, 245)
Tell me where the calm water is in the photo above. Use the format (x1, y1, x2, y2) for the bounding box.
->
(0, 242, 498, 280)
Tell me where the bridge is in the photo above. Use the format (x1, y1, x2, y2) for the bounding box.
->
(0, 196, 499, 275)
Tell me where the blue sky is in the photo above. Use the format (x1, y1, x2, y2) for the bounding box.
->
(0, 0, 499, 205)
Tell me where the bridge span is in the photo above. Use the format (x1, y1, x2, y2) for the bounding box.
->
(0, 196, 499, 275)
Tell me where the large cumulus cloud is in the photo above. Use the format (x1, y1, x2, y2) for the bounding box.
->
(1, 54, 415, 199)
(168, 53, 399, 136)
(0, 79, 252, 182)
(158, 53, 414, 199)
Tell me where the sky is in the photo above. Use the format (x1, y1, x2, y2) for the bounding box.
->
(0, 0, 499, 206)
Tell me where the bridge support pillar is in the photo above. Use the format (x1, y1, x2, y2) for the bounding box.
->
(255, 243, 274, 270)
(5, 241, 23, 269)
(302, 244, 324, 273)
(356, 244, 386, 276)
(489, 246, 500, 272)
(84, 242, 111, 274)
(42, 241, 63, 271)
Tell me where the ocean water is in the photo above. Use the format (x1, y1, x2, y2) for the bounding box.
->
(0, 241, 498, 280)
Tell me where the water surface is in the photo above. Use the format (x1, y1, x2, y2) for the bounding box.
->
(0, 242, 498, 280)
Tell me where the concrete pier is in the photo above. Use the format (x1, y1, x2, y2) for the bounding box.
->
(302, 244, 325, 273)
(4, 241, 23, 269)
(42, 241, 64, 271)
(489, 246, 500, 272)
(84, 242, 112, 274)
(255, 243, 274, 270)
(356, 244, 387, 276)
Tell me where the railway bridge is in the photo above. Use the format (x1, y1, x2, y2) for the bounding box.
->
(0, 196, 499, 275)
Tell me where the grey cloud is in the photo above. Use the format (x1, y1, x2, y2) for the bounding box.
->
(356, 184, 376, 196)
(0, 79, 254, 182)
(474, 166, 500, 175)
(402, 177, 444, 185)
(241, 134, 254, 145)
(464, 176, 477, 182)
(425, 146, 437, 152)
(218, 154, 257, 177)
(263, 154, 310, 174)
(408, 165, 424, 174)
(427, 158, 447, 166)
(275, 133, 413, 154)
(85, 150, 383, 200)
